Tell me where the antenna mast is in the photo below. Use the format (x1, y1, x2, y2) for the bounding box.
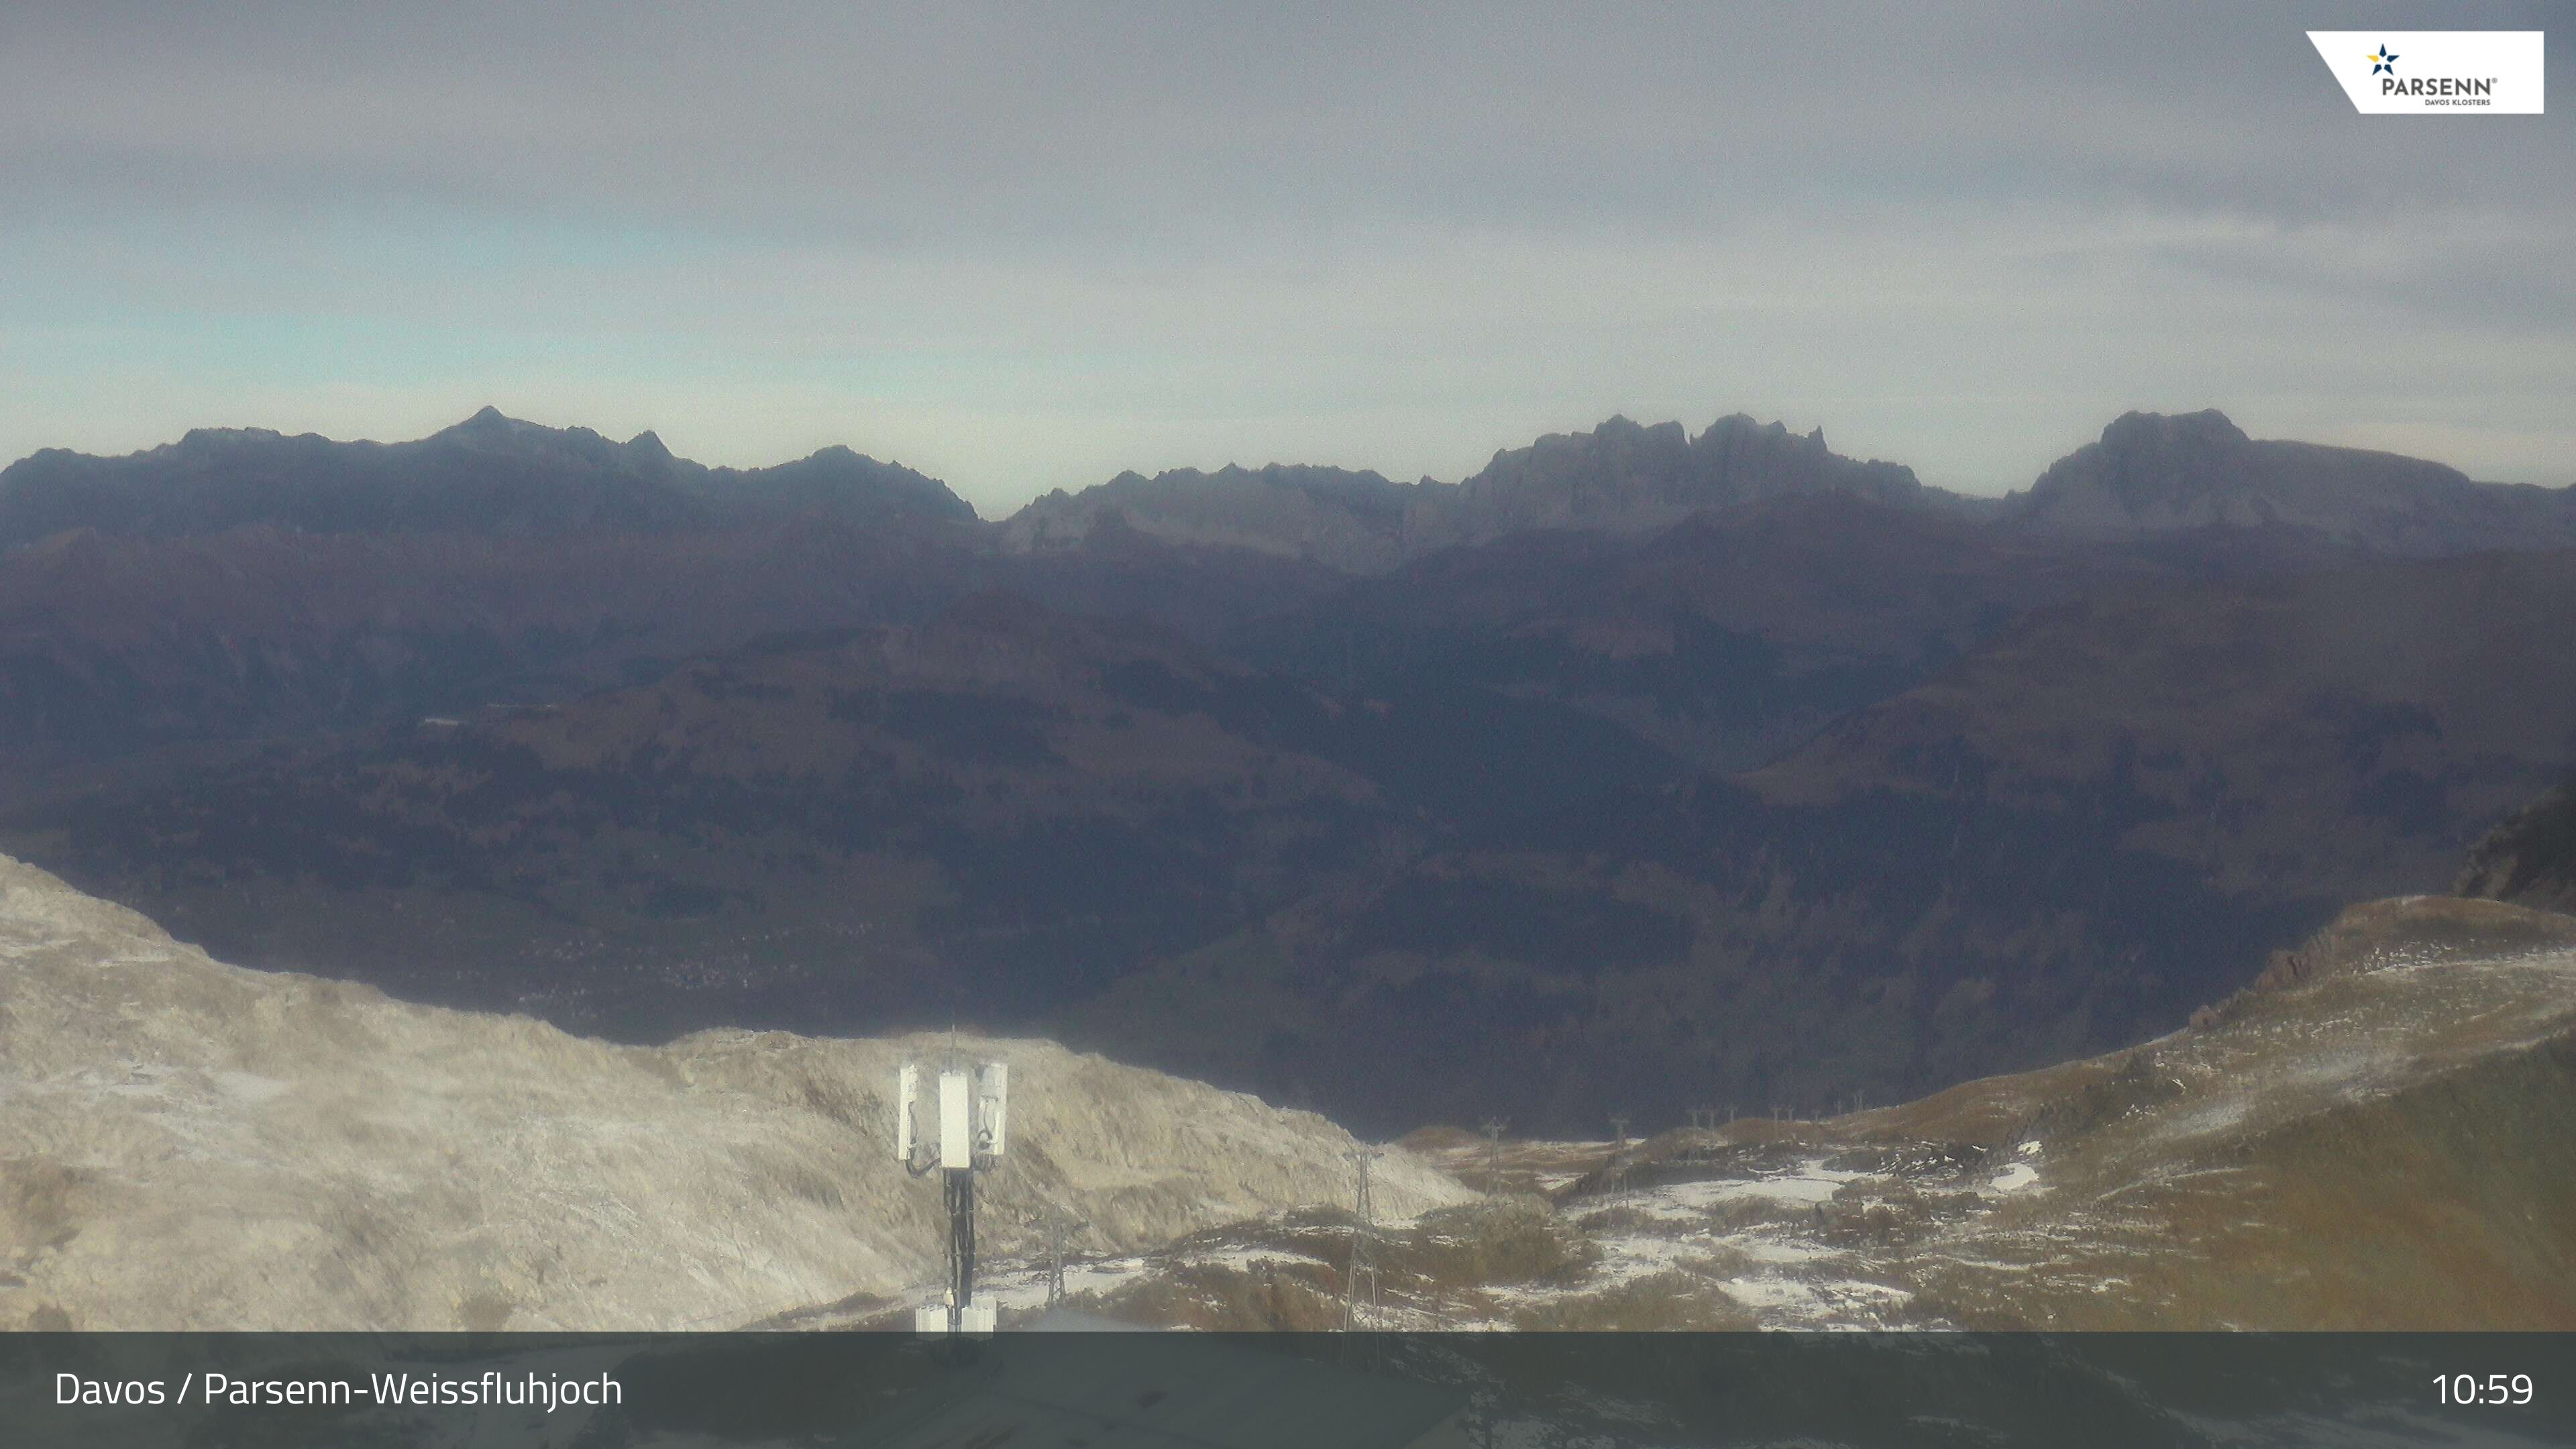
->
(897, 1052, 1009, 1334)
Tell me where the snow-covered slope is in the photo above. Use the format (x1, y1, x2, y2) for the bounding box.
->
(0, 854, 1470, 1331)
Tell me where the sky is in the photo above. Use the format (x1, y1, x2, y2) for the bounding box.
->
(1, 2, 2569, 517)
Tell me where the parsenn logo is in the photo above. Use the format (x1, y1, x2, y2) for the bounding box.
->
(2306, 31, 2544, 115)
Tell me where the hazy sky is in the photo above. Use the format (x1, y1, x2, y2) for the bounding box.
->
(3, 3, 2568, 515)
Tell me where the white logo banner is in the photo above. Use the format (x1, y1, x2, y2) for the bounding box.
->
(2306, 31, 2544, 114)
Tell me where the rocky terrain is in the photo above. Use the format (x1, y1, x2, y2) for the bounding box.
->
(2460, 769, 2576, 915)
(0, 853, 1468, 1331)
(13, 841, 2567, 1338)
(1010, 894, 2576, 1331)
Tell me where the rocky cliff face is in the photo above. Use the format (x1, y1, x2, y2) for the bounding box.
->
(1412, 414, 1941, 547)
(2459, 771, 2576, 915)
(0, 853, 1468, 1331)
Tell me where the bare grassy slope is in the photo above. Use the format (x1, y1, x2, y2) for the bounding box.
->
(0, 854, 1468, 1331)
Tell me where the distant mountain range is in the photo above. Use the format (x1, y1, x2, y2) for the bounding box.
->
(1005, 409, 2576, 569)
(3, 405, 2569, 1134)
(0, 405, 971, 547)
(15, 404, 2570, 566)
(1002, 414, 1970, 572)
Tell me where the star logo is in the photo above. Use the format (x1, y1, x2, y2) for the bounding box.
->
(2368, 45, 2399, 75)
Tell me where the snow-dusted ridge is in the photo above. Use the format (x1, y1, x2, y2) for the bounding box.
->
(0, 854, 1468, 1331)
(9, 849, 2571, 1333)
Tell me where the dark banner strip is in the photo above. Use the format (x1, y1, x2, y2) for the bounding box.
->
(5, 1331, 2571, 1447)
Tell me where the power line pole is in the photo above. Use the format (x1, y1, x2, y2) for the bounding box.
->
(1605, 1113, 1635, 1202)
(1042, 1205, 1085, 1308)
(1479, 1118, 1508, 1196)
(1342, 1146, 1382, 1331)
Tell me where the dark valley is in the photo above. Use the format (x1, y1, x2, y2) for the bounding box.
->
(5, 407, 2571, 1136)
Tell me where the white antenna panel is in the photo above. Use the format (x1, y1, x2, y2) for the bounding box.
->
(896, 1063, 918, 1163)
(938, 1068, 972, 1171)
(976, 1061, 1008, 1157)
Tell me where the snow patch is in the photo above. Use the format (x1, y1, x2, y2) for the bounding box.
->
(1988, 1163, 2040, 1195)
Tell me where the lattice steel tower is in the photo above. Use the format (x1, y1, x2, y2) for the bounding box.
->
(1342, 1145, 1383, 1331)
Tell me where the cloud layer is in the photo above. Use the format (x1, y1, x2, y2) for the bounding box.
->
(3, 1, 2568, 511)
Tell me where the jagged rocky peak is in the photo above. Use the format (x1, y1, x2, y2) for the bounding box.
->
(1692, 412, 1926, 501)
(1422, 411, 1933, 545)
(1000, 411, 1958, 572)
(172, 425, 300, 451)
(2070, 409, 2259, 510)
(1698, 411, 1832, 453)
(432, 404, 571, 448)
(2004, 408, 2573, 552)
(1522, 414, 1692, 481)
(427, 406, 633, 468)
(2101, 407, 2249, 447)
